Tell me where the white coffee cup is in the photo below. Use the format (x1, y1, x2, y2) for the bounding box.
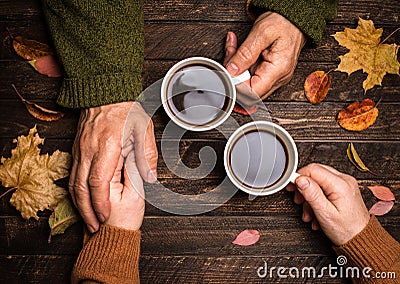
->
(224, 121, 299, 196)
(161, 57, 250, 131)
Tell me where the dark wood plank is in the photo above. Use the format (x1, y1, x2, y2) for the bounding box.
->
(1, 60, 399, 102)
(0, 100, 399, 140)
(0, 254, 350, 283)
(139, 255, 350, 283)
(1, 0, 399, 26)
(0, 255, 75, 284)
(1, 214, 398, 255)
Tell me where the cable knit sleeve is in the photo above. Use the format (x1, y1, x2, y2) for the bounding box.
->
(334, 216, 400, 283)
(41, 0, 144, 108)
(247, 0, 338, 45)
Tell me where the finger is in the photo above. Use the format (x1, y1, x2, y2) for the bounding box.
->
(223, 32, 237, 66)
(297, 164, 350, 197)
(124, 150, 144, 199)
(311, 219, 320, 231)
(226, 28, 274, 76)
(68, 150, 79, 207)
(286, 183, 296, 192)
(134, 118, 158, 183)
(295, 175, 335, 213)
(88, 146, 120, 223)
(302, 202, 315, 223)
(294, 190, 305, 205)
(73, 158, 99, 233)
(250, 59, 291, 98)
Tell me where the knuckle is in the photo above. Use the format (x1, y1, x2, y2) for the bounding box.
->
(237, 45, 254, 63)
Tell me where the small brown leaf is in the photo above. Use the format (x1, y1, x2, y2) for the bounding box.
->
(346, 143, 376, 175)
(232, 229, 260, 246)
(368, 185, 395, 201)
(304, 70, 332, 104)
(12, 84, 65, 121)
(337, 99, 378, 131)
(12, 35, 52, 61)
(369, 200, 394, 216)
(29, 55, 62, 78)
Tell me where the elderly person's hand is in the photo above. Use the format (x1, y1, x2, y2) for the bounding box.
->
(224, 12, 306, 100)
(69, 101, 158, 233)
(287, 164, 370, 246)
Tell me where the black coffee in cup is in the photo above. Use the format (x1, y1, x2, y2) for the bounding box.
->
(166, 65, 232, 126)
(228, 129, 288, 189)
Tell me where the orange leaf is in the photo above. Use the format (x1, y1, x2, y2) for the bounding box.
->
(368, 185, 395, 201)
(12, 35, 52, 61)
(369, 201, 394, 216)
(304, 71, 332, 104)
(337, 99, 378, 131)
(232, 229, 260, 246)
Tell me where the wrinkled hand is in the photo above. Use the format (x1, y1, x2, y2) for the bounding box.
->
(224, 12, 306, 100)
(69, 101, 158, 233)
(287, 164, 370, 246)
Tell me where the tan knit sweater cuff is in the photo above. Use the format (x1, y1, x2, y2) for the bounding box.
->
(72, 224, 141, 284)
(334, 215, 400, 282)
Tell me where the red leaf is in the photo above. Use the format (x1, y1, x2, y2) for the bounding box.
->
(233, 103, 258, 115)
(232, 229, 260, 246)
(30, 55, 62, 78)
(369, 201, 394, 216)
(368, 185, 395, 201)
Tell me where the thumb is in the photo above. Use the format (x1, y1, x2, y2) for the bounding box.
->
(295, 176, 332, 214)
(225, 29, 270, 76)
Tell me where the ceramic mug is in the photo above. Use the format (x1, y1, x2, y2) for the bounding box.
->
(161, 56, 250, 131)
(224, 120, 299, 196)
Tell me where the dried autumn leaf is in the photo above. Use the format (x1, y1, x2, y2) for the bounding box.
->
(233, 103, 258, 115)
(333, 18, 400, 92)
(346, 143, 376, 175)
(29, 55, 62, 78)
(48, 197, 80, 243)
(368, 185, 395, 201)
(337, 99, 378, 131)
(12, 35, 52, 61)
(12, 84, 65, 121)
(369, 200, 394, 216)
(304, 70, 332, 104)
(0, 126, 71, 220)
(232, 229, 260, 246)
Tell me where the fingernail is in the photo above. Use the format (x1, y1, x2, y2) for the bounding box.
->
(97, 213, 105, 223)
(296, 177, 310, 190)
(147, 170, 157, 183)
(226, 62, 239, 76)
(226, 32, 231, 42)
(87, 224, 96, 234)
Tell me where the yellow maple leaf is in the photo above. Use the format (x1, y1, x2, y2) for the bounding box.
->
(333, 18, 400, 92)
(0, 126, 71, 220)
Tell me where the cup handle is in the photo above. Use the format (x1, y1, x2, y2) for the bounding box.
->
(231, 70, 251, 85)
(289, 172, 301, 184)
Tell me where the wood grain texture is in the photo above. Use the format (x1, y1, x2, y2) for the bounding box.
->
(0, 0, 399, 283)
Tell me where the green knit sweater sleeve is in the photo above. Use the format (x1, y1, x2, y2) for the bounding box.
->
(41, 0, 144, 108)
(248, 0, 338, 45)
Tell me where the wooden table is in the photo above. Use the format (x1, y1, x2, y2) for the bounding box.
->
(0, 1, 399, 283)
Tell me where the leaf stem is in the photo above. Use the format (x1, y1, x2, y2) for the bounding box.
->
(381, 27, 400, 44)
(11, 84, 26, 102)
(0, 186, 17, 199)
